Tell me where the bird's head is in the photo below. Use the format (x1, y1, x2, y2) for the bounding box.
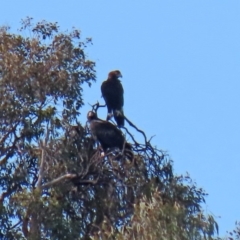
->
(108, 70, 122, 79)
(87, 111, 97, 121)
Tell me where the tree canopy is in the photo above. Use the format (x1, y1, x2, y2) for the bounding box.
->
(0, 18, 220, 240)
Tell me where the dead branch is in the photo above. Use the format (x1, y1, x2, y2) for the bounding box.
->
(70, 176, 100, 185)
(41, 173, 78, 188)
(123, 126, 141, 146)
(10, 220, 22, 230)
(29, 124, 51, 238)
(41, 150, 102, 189)
(22, 208, 30, 237)
(124, 115, 148, 144)
(36, 125, 50, 188)
(89, 101, 106, 112)
(89, 101, 151, 147)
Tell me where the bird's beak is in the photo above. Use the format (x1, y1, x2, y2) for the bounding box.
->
(118, 73, 123, 78)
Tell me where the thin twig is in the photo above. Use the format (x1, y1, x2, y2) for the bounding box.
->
(123, 126, 140, 146)
(10, 220, 22, 230)
(89, 101, 106, 112)
(124, 116, 148, 144)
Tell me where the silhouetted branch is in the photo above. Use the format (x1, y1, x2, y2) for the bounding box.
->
(10, 220, 22, 230)
(124, 116, 148, 144)
(90, 101, 106, 112)
(88, 101, 163, 163)
(89, 101, 153, 148)
(69, 176, 100, 185)
(123, 126, 141, 146)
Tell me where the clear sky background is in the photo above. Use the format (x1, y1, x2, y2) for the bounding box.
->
(1, 1, 239, 237)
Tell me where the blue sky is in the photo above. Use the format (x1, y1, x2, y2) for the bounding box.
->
(1, 1, 239, 236)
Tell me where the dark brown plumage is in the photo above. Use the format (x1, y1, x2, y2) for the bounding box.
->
(101, 70, 124, 127)
(87, 111, 132, 160)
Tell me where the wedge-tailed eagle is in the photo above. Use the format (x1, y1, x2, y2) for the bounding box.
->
(87, 111, 132, 160)
(101, 70, 124, 127)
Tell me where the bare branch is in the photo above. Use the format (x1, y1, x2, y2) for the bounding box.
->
(124, 116, 148, 144)
(36, 125, 50, 188)
(10, 220, 22, 230)
(41, 173, 78, 188)
(22, 207, 31, 238)
(70, 177, 100, 185)
(89, 101, 106, 112)
(123, 126, 141, 146)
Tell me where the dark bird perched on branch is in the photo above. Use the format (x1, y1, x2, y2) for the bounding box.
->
(101, 70, 124, 127)
(87, 111, 133, 160)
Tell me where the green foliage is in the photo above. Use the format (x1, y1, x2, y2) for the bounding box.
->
(91, 179, 219, 240)
(0, 18, 219, 240)
(0, 17, 95, 239)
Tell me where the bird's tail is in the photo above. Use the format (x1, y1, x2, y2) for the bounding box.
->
(114, 109, 124, 127)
